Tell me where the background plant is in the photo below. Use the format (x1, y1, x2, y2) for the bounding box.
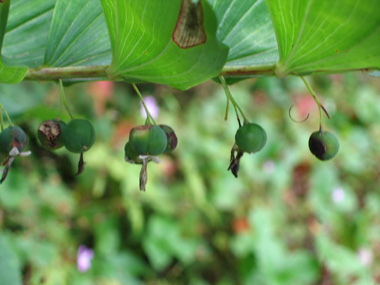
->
(1, 0, 380, 284)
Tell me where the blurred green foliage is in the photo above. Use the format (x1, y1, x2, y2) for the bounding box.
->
(0, 74, 380, 284)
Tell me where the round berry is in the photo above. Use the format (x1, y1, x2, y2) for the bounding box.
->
(124, 141, 143, 164)
(38, 119, 66, 150)
(159, 124, 178, 152)
(129, 125, 167, 156)
(63, 119, 95, 153)
(0, 126, 27, 155)
(309, 130, 339, 161)
(235, 123, 267, 153)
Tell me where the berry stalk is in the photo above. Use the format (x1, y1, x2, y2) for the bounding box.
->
(58, 79, 74, 120)
(219, 76, 248, 125)
(132, 84, 156, 125)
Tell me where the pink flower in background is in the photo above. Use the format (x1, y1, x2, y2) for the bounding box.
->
(77, 245, 94, 273)
(262, 160, 275, 174)
(88, 81, 114, 115)
(358, 248, 373, 266)
(332, 187, 345, 204)
(140, 96, 159, 119)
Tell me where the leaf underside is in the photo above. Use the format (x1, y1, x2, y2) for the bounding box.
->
(0, 236, 22, 285)
(0, 0, 28, 84)
(1, 0, 380, 86)
(2, 0, 55, 68)
(44, 0, 111, 67)
(101, 0, 229, 90)
(267, 0, 380, 76)
(211, 0, 279, 72)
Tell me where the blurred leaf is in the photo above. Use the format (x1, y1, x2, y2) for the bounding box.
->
(44, 0, 111, 67)
(100, 0, 228, 90)
(0, 235, 22, 285)
(268, 0, 380, 76)
(91, 252, 145, 285)
(0, 170, 30, 208)
(316, 234, 370, 282)
(250, 208, 319, 284)
(0, 82, 45, 117)
(95, 218, 120, 255)
(309, 165, 340, 221)
(143, 216, 199, 270)
(353, 86, 380, 123)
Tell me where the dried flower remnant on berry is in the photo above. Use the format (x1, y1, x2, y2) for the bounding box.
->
(38, 120, 66, 149)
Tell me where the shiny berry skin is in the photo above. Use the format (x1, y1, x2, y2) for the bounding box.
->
(38, 119, 66, 150)
(159, 124, 178, 152)
(62, 119, 95, 153)
(129, 125, 167, 156)
(309, 130, 339, 161)
(235, 123, 267, 153)
(0, 126, 27, 155)
(124, 141, 143, 164)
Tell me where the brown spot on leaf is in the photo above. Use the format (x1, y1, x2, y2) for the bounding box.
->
(172, 0, 206, 49)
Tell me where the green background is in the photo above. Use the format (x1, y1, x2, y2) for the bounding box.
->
(1, 73, 380, 284)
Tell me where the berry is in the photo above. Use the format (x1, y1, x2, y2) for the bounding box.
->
(235, 123, 267, 153)
(63, 119, 95, 153)
(129, 125, 167, 156)
(0, 126, 27, 155)
(309, 130, 339, 161)
(38, 119, 66, 149)
(124, 141, 143, 164)
(159, 124, 178, 152)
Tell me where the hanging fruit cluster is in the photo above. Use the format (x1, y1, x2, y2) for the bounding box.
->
(36, 80, 96, 175)
(300, 77, 339, 161)
(38, 118, 95, 175)
(219, 75, 339, 178)
(0, 76, 339, 188)
(124, 85, 178, 191)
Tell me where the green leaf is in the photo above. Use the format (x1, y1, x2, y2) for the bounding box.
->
(0, 58, 27, 84)
(100, 0, 229, 90)
(44, 0, 111, 67)
(267, 0, 380, 77)
(0, 235, 22, 285)
(2, 0, 55, 68)
(211, 0, 278, 74)
(0, 0, 27, 84)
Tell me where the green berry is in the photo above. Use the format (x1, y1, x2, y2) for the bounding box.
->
(124, 141, 143, 164)
(0, 126, 27, 155)
(63, 119, 95, 153)
(235, 123, 267, 153)
(309, 130, 339, 161)
(159, 124, 178, 152)
(129, 125, 167, 155)
(38, 119, 66, 150)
